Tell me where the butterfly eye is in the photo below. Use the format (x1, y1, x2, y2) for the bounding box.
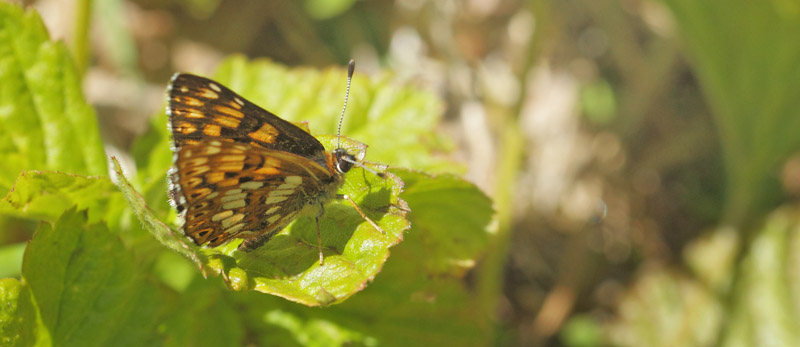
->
(334, 148, 355, 173)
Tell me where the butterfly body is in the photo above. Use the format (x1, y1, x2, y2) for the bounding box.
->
(166, 73, 357, 252)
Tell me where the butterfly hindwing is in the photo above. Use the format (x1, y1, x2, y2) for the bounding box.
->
(171, 139, 340, 247)
(167, 73, 326, 158)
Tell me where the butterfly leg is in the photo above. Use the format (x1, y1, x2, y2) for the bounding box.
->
(315, 204, 325, 266)
(338, 194, 385, 234)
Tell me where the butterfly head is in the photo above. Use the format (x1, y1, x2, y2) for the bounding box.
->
(333, 148, 356, 173)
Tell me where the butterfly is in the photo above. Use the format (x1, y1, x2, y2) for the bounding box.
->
(166, 60, 383, 265)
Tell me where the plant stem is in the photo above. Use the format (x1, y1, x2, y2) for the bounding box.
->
(71, 0, 92, 77)
(476, 0, 551, 333)
(477, 119, 524, 325)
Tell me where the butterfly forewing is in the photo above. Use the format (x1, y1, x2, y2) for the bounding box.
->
(168, 73, 326, 158)
(172, 139, 340, 247)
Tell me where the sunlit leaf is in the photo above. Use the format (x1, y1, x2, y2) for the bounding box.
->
(392, 169, 493, 276)
(0, 171, 118, 224)
(0, 3, 106, 193)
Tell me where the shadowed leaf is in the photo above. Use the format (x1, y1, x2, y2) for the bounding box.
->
(20, 208, 166, 346)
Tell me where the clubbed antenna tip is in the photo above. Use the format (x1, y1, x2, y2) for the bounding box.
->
(348, 59, 355, 77)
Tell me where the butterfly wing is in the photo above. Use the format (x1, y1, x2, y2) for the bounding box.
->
(170, 139, 341, 248)
(167, 73, 326, 158)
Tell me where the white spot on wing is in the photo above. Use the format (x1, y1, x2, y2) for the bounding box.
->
(208, 83, 222, 92)
(206, 146, 221, 155)
(285, 176, 303, 185)
(221, 192, 247, 203)
(240, 181, 264, 190)
(212, 210, 233, 221)
(277, 183, 298, 190)
(265, 195, 288, 204)
(270, 189, 294, 196)
(225, 223, 245, 234)
(223, 200, 246, 209)
(222, 213, 244, 228)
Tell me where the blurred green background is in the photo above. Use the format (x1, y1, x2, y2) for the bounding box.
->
(5, 0, 800, 345)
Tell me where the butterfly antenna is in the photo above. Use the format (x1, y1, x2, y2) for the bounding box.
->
(337, 59, 355, 149)
(340, 156, 385, 178)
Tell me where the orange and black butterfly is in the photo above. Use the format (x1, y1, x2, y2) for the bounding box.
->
(166, 60, 382, 265)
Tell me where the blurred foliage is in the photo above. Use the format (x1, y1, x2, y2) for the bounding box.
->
(662, 0, 800, 226)
(608, 206, 800, 346)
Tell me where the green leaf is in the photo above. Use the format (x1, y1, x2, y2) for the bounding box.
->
(0, 169, 170, 269)
(313, 170, 493, 345)
(393, 169, 493, 277)
(161, 279, 243, 347)
(0, 3, 107, 193)
(0, 278, 46, 347)
(0, 242, 26, 278)
(261, 308, 377, 346)
(20, 208, 166, 346)
(0, 171, 119, 225)
(0, 172, 133, 316)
